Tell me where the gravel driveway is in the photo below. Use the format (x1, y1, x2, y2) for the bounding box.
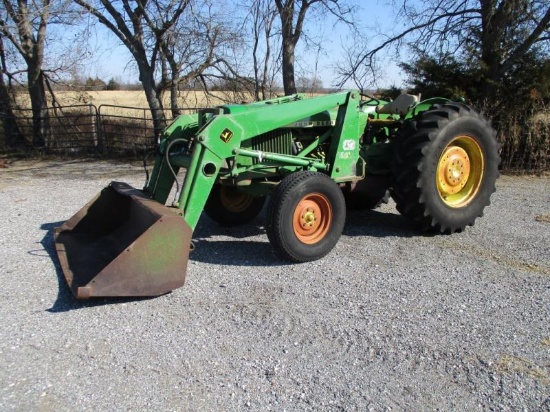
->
(0, 159, 549, 411)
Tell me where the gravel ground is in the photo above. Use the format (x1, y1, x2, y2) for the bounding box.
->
(0, 159, 549, 411)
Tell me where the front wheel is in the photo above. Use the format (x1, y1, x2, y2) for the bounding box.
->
(391, 103, 500, 233)
(266, 171, 346, 262)
(204, 184, 266, 226)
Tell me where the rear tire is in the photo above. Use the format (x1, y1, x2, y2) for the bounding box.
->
(266, 171, 346, 262)
(391, 103, 500, 233)
(204, 184, 266, 226)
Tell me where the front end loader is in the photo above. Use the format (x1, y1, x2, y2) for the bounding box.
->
(54, 91, 500, 298)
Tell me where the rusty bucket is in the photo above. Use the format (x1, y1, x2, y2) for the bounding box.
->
(54, 181, 193, 299)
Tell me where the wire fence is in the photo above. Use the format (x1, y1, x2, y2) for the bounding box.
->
(1, 103, 548, 172)
(0, 104, 200, 155)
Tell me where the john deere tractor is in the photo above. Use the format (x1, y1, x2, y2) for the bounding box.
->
(54, 91, 499, 298)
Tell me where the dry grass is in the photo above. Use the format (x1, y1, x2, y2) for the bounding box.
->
(495, 355, 549, 384)
(535, 214, 550, 223)
(497, 106, 550, 173)
(13, 89, 321, 112)
(13, 90, 262, 120)
(14, 90, 254, 111)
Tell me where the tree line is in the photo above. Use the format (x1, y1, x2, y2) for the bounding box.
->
(1, 1, 549, 170)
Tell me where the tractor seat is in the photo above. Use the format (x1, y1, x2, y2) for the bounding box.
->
(376, 94, 420, 116)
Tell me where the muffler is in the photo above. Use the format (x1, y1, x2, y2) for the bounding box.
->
(54, 182, 193, 299)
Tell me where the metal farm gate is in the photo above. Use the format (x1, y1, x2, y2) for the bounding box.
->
(0, 104, 199, 155)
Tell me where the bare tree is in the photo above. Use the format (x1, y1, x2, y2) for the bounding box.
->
(156, 2, 230, 117)
(338, 0, 550, 98)
(74, 0, 236, 132)
(0, 0, 54, 147)
(296, 74, 323, 93)
(247, 0, 279, 100)
(274, 0, 354, 95)
(0, 34, 23, 147)
(73, 0, 187, 134)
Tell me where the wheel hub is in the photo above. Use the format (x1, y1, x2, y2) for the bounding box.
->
(438, 146, 470, 195)
(293, 194, 332, 244)
(436, 135, 484, 208)
(302, 209, 316, 227)
(220, 186, 253, 212)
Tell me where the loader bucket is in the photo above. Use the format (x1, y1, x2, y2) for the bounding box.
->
(54, 181, 193, 299)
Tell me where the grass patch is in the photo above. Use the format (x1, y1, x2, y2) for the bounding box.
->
(495, 355, 549, 384)
(535, 214, 550, 223)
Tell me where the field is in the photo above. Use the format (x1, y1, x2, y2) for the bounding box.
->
(15, 90, 263, 112)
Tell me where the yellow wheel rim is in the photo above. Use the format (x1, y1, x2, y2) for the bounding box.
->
(293, 193, 332, 244)
(220, 186, 253, 213)
(436, 135, 484, 208)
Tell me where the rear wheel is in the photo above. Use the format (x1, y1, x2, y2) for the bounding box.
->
(204, 184, 266, 226)
(391, 103, 500, 233)
(266, 171, 346, 262)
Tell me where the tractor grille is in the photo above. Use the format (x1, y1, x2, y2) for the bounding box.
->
(246, 130, 293, 163)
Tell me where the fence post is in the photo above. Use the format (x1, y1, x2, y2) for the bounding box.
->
(89, 104, 97, 148)
(96, 105, 104, 154)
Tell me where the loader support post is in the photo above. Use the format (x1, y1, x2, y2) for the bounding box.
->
(327, 92, 364, 181)
(177, 143, 224, 230)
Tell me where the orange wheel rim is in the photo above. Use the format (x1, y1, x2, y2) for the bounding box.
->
(436, 135, 484, 208)
(293, 193, 332, 244)
(220, 186, 253, 213)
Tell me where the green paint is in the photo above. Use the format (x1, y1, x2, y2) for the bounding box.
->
(145, 90, 448, 230)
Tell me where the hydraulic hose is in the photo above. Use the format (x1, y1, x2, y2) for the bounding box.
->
(164, 137, 189, 204)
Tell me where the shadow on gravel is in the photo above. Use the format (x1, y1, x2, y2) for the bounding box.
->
(39, 222, 158, 312)
(194, 215, 267, 239)
(190, 215, 287, 267)
(190, 208, 421, 266)
(190, 239, 282, 266)
(344, 209, 419, 238)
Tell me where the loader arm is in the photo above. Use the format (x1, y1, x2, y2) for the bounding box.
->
(149, 90, 362, 230)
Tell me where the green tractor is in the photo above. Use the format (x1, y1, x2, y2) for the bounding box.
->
(54, 91, 499, 298)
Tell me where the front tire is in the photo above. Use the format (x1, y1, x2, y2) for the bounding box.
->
(391, 103, 500, 233)
(204, 184, 266, 226)
(266, 171, 346, 262)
